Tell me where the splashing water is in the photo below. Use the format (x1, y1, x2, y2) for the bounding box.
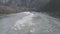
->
(13, 12, 34, 30)
(0, 12, 60, 34)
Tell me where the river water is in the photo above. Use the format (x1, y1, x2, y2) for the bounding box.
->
(0, 12, 60, 34)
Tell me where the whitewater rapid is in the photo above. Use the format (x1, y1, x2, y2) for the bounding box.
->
(0, 12, 60, 34)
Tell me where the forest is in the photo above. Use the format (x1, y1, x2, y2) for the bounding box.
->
(0, 0, 60, 18)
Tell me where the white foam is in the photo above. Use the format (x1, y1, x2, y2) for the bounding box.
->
(13, 12, 34, 30)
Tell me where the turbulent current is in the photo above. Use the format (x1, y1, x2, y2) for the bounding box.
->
(0, 12, 60, 34)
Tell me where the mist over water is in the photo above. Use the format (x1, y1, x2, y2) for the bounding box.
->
(0, 12, 60, 34)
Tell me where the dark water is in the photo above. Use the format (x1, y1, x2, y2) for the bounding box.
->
(0, 12, 60, 34)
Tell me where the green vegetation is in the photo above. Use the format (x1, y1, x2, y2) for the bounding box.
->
(0, 11, 4, 14)
(0, 2, 4, 15)
(0, 11, 4, 16)
(0, 2, 3, 6)
(36, 0, 60, 18)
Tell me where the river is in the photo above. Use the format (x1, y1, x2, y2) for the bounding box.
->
(0, 12, 60, 34)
